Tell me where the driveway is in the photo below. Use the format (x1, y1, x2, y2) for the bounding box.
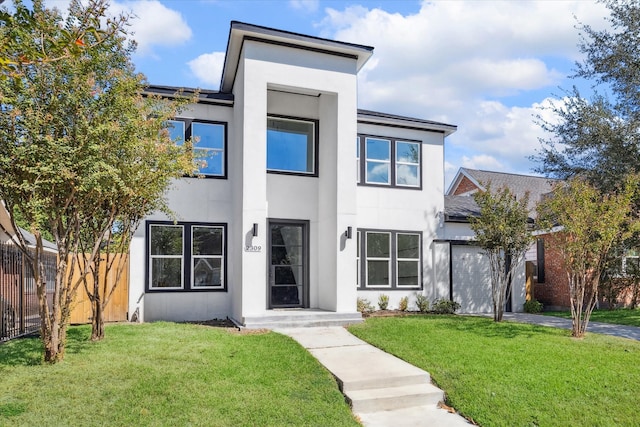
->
(502, 313, 640, 341)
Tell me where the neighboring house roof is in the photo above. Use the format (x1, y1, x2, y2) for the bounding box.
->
(0, 201, 57, 251)
(447, 168, 559, 218)
(444, 195, 481, 222)
(220, 21, 374, 93)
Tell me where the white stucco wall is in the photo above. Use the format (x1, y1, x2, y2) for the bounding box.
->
(355, 123, 445, 308)
(128, 103, 236, 322)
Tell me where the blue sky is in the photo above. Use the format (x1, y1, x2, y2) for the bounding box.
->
(40, 0, 610, 185)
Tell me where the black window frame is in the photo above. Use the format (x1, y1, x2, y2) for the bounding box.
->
(168, 118, 228, 179)
(145, 221, 228, 292)
(357, 134, 422, 189)
(267, 114, 319, 177)
(357, 228, 423, 290)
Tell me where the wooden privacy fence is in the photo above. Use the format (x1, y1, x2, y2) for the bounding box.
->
(69, 254, 129, 324)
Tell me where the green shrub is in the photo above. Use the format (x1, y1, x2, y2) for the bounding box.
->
(523, 299, 543, 313)
(431, 298, 461, 314)
(398, 296, 409, 312)
(415, 294, 430, 313)
(378, 294, 389, 310)
(357, 297, 375, 313)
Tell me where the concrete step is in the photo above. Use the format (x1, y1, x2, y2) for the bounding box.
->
(347, 383, 444, 413)
(241, 311, 363, 329)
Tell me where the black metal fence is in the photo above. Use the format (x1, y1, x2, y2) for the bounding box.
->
(0, 242, 56, 342)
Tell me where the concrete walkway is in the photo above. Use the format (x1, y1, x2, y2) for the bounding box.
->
(277, 326, 470, 427)
(502, 313, 640, 341)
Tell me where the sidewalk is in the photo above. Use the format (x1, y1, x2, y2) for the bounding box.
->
(502, 313, 640, 341)
(277, 326, 470, 427)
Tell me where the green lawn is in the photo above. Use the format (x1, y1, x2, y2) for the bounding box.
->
(0, 323, 359, 427)
(349, 315, 640, 427)
(543, 308, 640, 327)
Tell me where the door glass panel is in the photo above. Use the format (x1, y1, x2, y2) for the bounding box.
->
(270, 223, 306, 308)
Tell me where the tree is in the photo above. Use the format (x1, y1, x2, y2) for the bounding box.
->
(534, 0, 640, 191)
(0, 0, 194, 361)
(469, 185, 533, 321)
(537, 177, 637, 338)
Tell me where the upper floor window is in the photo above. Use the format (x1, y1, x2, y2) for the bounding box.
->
(267, 116, 318, 176)
(357, 135, 421, 189)
(167, 119, 226, 178)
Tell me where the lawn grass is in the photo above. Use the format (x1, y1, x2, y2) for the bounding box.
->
(0, 322, 359, 427)
(543, 308, 640, 327)
(349, 315, 640, 427)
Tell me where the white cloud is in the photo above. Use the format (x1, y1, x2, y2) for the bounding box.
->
(188, 52, 225, 88)
(111, 0, 192, 56)
(289, 0, 319, 13)
(461, 155, 503, 171)
(318, 0, 609, 177)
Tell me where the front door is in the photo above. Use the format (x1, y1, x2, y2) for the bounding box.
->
(269, 221, 308, 308)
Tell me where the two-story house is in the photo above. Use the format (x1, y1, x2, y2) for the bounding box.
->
(128, 22, 523, 327)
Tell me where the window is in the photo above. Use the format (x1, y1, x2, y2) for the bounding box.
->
(358, 135, 422, 188)
(623, 248, 640, 276)
(396, 233, 420, 287)
(367, 232, 391, 287)
(396, 142, 420, 187)
(366, 138, 391, 185)
(167, 119, 226, 178)
(267, 116, 318, 175)
(147, 222, 226, 291)
(358, 229, 422, 289)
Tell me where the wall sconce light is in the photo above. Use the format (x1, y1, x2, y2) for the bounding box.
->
(252, 223, 258, 237)
(345, 226, 352, 239)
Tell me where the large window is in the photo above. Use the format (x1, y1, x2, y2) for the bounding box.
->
(357, 229, 422, 289)
(147, 222, 226, 291)
(167, 119, 226, 178)
(267, 116, 318, 175)
(357, 135, 421, 188)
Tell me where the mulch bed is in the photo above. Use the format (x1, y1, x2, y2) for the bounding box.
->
(186, 318, 269, 335)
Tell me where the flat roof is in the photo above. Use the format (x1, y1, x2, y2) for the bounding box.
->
(220, 21, 374, 92)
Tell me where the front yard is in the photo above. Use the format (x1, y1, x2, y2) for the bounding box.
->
(0, 322, 359, 427)
(543, 308, 640, 327)
(349, 315, 640, 427)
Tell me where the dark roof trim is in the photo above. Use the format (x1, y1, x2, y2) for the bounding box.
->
(358, 109, 457, 136)
(231, 21, 374, 55)
(433, 239, 479, 246)
(143, 85, 234, 106)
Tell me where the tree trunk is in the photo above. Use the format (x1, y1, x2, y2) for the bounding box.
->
(90, 263, 105, 341)
(91, 301, 104, 341)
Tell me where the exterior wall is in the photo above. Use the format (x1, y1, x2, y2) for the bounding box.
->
(533, 234, 571, 310)
(128, 103, 235, 322)
(356, 123, 444, 309)
(234, 40, 359, 321)
(451, 175, 479, 195)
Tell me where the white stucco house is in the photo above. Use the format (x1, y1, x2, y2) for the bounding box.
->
(128, 22, 525, 327)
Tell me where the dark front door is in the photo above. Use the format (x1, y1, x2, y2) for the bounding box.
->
(269, 221, 308, 308)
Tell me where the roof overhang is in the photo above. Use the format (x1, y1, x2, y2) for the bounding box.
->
(220, 21, 374, 93)
(358, 109, 457, 136)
